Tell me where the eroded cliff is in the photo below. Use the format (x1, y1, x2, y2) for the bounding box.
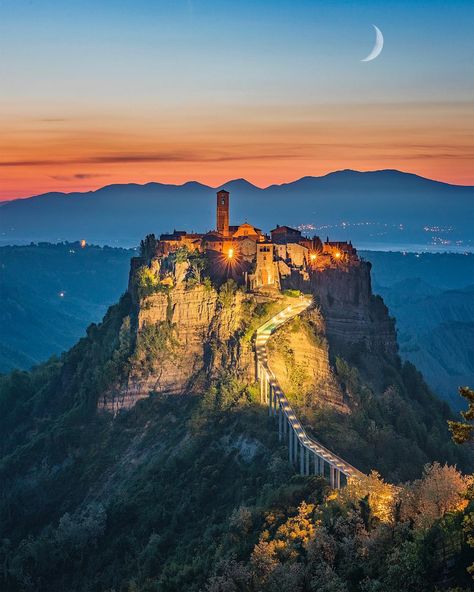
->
(266, 308, 348, 412)
(99, 248, 399, 414)
(99, 257, 263, 412)
(309, 261, 398, 359)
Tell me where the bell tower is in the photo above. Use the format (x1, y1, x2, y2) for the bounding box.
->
(216, 189, 230, 237)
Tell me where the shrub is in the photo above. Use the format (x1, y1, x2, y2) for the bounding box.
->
(136, 266, 169, 299)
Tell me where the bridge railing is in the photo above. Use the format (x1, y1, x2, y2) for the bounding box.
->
(255, 299, 365, 488)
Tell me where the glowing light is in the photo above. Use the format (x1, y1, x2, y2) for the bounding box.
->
(227, 248, 234, 259)
(310, 253, 317, 261)
(59, 291, 65, 297)
(334, 251, 341, 259)
(80, 239, 86, 248)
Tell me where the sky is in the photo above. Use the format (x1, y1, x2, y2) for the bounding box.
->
(0, 0, 473, 200)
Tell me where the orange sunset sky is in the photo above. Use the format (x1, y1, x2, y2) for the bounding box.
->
(2, 100, 472, 200)
(1, 1, 473, 200)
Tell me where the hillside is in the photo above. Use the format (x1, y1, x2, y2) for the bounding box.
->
(1, 170, 473, 248)
(2, 246, 473, 413)
(0, 245, 472, 591)
(0, 243, 133, 371)
(364, 252, 474, 409)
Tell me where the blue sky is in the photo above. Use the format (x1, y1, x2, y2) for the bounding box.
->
(0, 0, 472, 197)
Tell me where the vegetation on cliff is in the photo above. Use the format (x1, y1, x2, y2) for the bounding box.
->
(267, 312, 471, 482)
(0, 257, 473, 591)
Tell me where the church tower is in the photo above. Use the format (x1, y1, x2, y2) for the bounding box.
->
(216, 189, 230, 237)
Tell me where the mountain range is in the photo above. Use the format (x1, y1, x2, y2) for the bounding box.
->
(1, 169, 473, 248)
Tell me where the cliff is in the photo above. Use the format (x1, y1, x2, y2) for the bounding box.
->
(309, 260, 398, 359)
(1, 242, 472, 592)
(99, 256, 260, 412)
(267, 308, 347, 412)
(100, 249, 399, 414)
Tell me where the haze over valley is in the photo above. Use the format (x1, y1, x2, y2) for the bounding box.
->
(2, 170, 473, 250)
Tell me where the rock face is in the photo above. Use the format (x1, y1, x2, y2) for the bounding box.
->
(310, 261, 398, 359)
(100, 249, 398, 414)
(267, 308, 348, 412)
(98, 277, 254, 413)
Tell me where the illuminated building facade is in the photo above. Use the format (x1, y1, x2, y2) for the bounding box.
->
(156, 189, 359, 291)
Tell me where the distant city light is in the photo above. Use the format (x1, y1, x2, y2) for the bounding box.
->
(80, 239, 86, 248)
(59, 291, 65, 297)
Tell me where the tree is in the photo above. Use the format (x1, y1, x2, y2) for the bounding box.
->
(188, 252, 207, 285)
(400, 463, 470, 530)
(448, 386, 474, 444)
(343, 471, 399, 524)
(139, 234, 158, 261)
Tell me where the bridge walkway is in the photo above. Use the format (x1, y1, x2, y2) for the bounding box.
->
(255, 296, 365, 488)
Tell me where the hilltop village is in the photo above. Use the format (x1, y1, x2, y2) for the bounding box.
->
(121, 188, 397, 416)
(135, 189, 360, 291)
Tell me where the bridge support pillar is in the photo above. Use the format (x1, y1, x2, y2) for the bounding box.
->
(288, 425, 293, 464)
(299, 442, 305, 475)
(278, 405, 283, 442)
(293, 430, 298, 464)
(336, 469, 341, 489)
(305, 447, 310, 476)
(268, 385, 272, 416)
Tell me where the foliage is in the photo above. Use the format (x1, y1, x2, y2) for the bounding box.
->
(218, 279, 239, 308)
(206, 463, 473, 592)
(199, 372, 252, 416)
(0, 338, 473, 592)
(139, 234, 158, 261)
(448, 386, 474, 444)
(343, 470, 400, 524)
(131, 320, 178, 377)
(136, 266, 170, 299)
(186, 251, 209, 286)
(398, 462, 471, 530)
(282, 289, 301, 298)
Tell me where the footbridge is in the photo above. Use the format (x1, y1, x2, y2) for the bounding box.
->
(255, 296, 365, 488)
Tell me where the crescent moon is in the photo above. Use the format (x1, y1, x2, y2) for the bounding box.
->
(361, 24, 384, 62)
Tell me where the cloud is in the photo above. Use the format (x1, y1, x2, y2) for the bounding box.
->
(50, 173, 111, 181)
(0, 151, 300, 167)
(2, 144, 471, 171)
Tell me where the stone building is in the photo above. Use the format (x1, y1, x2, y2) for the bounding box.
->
(250, 242, 280, 290)
(270, 225, 302, 244)
(155, 188, 359, 292)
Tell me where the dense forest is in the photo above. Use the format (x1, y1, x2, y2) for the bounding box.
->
(0, 276, 472, 591)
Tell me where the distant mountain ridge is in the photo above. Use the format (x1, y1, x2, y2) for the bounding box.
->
(1, 169, 473, 247)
